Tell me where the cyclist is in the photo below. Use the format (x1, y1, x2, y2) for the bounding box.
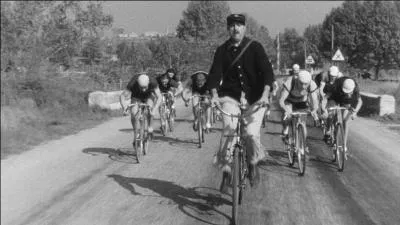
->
(315, 65, 341, 98)
(290, 64, 300, 78)
(182, 71, 212, 131)
(279, 70, 319, 142)
(165, 68, 183, 112)
(321, 77, 363, 154)
(157, 73, 181, 133)
(120, 74, 163, 140)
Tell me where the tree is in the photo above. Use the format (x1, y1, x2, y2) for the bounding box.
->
(176, 1, 231, 42)
(280, 28, 304, 69)
(320, 1, 400, 79)
(303, 24, 323, 67)
(81, 37, 102, 65)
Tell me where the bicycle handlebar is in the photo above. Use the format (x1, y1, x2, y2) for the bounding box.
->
(327, 106, 348, 111)
(214, 102, 267, 118)
(124, 103, 151, 113)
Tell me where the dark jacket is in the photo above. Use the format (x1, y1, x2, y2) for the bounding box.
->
(207, 36, 275, 104)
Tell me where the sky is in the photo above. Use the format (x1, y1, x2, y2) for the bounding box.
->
(102, 1, 343, 37)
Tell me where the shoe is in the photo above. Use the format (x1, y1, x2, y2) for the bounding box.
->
(323, 134, 330, 143)
(206, 123, 211, 129)
(248, 164, 260, 188)
(192, 121, 198, 131)
(281, 134, 289, 145)
(220, 167, 232, 193)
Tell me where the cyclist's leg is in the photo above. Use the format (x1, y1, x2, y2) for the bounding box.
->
(159, 94, 167, 129)
(243, 102, 267, 165)
(204, 97, 212, 129)
(192, 95, 200, 131)
(325, 99, 337, 137)
(216, 96, 240, 172)
(281, 100, 293, 137)
(342, 104, 352, 153)
(146, 97, 155, 134)
(130, 98, 140, 142)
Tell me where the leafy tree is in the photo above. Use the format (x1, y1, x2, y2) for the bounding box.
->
(81, 37, 102, 65)
(176, 1, 231, 42)
(303, 24, 323, 67)
(320, 0, 400, 79)
(280, 28, 304, 69)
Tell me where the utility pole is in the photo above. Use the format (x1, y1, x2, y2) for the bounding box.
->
(331, 24, 334, 53)
(304, 39, 307, 69)
(277, 33, 280, 74)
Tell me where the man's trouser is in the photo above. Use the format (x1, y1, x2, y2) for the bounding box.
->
(215, 96, 266, 167)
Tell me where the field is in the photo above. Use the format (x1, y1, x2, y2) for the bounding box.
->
(355, 78, 400, 133)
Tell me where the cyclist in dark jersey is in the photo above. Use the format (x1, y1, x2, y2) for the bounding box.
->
(279, 70, 319, 140)
(321, 76, 363, 154)
(120, 74, 163, 138)
(165, 68, 183, 110)
(182, 71, 212, 131)
(157, 73, 180, 131)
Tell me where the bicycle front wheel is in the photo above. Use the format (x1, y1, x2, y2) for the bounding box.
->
(143, 118, 149, 156)
(336, 123, 345, 172)
(296, 124, 306, 176)
(232, 146, 240, 225)
(287, 125, 295, 167)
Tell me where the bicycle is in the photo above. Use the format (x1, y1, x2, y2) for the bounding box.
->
(325, 106, 348, 172)
(215, 102, 266, 225)
(190, 94, 211, 148)
(159, 92, 175, 136)
(283, 110, 313, 176)
(125, 102, 152, 163)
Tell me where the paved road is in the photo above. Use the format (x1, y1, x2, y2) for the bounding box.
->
(2, 99, 400, 225)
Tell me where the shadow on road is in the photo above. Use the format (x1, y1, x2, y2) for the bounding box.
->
(258, 149, 299, 177)
(119, 128, 133, 133)
(107, 174, 231, 224)
(82, 147, 138, 164)
(152, 135, 199, 148)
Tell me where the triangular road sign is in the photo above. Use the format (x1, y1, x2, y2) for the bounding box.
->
(332, 49, 345, 61)
(305, 55, 315, 64)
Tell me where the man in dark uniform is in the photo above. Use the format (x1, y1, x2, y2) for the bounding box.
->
(207, 13, 275, 187)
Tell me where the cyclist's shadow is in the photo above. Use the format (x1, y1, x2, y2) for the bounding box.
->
(82, 147, 139, 164)
(107, 174, 231, 224)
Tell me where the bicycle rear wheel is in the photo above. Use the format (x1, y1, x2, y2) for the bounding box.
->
(232, 146, 240, 225)
(135, 139, 143, 163)
(296, 124, 306, 176)
(168, 110, 174, 132)
(336, 123, 345, 171)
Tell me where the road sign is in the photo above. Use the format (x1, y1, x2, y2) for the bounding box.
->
(332, 49, 345, 61)
(305, 55, 315, 64)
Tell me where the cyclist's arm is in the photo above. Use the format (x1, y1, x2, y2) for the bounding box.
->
(353, 96, 363, 114)
(279, 88, 290, 112)
(321, 92, 331, 112)
(174, 82, 184, 97)
(319, 82, 326, 98)
(120, 89, 131, 111)
(153, 88, 162, 111)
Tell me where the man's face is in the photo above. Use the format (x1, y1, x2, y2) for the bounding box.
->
(168, 72, 174, 79)
(296, 80, 310, 92)
(329, 74, 337, 83)
(228, 22, 246, 42)
(195, 75, 206, 88)
(139, 85, 149, 92)
(161, 77, 169, 87)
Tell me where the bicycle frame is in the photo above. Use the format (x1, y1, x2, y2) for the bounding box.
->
(190, 95, 211, 147)
(125, 102, 151, 162)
